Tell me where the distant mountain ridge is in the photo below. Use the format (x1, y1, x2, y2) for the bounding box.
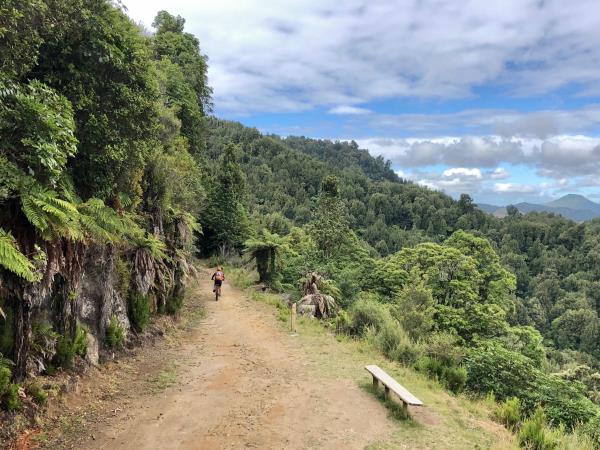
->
(477, 194, 600, 222)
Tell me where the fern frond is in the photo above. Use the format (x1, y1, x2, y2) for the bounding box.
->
(131, 233, 168, 261)
(33, 198, 70, 223)
(21, 186, 83, 241)
(21, 194, 49, 232)
(178, 210, 202, 234)
(0, 228, 39, 282)
(46, 195, 79, 213)
(78, 197, 130, 244)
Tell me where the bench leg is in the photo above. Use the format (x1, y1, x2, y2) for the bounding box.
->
(372, 375, 379, 390)
(384, 386, 390, 399)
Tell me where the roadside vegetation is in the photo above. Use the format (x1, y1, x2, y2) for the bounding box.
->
(0, 2, 207, 440)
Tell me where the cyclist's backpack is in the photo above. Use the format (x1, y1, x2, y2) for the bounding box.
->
(215, 271, 224, 281)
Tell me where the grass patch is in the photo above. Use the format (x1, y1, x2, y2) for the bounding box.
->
(150, 367, 178, 391)
(31, 432, 50, 446)
(57, 414, 86, 439)
(222, 264, 256, 289)
(361, 379, 413, 421)
(250, 291, 290, 323)
(186, 303, 206, 323)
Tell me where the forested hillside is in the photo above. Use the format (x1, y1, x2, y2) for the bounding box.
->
(206, 118, 600, 365)
(1, 1, 600, 448)
(204, 118, 600, 444)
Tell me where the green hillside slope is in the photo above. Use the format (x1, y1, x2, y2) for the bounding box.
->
(203, 117, 600, 446)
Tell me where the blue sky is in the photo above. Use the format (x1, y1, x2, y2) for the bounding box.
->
(124, 0, 600, 205)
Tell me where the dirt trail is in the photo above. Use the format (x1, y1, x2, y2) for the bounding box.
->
(60, 271, 394, 450)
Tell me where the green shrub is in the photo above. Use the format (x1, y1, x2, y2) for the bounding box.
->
(378, 322, 422, 365)
(129, 292, 150, 332)
(25, 381, 48, 405)
(348, 298, 422, 365)
(495, 397, 522, 430)
(334, 310, 352, 334)
(54, 323, 87, 369)
(73, 324, 88, 357)
(424, 332, 465, 366)
(208, 255, 224, 268)
(335, 267, 361, 308)
(115, 257, 132, 299)
(3, 383, 21, 412)
(389, 270, 435, 340)
(518, 408, 558, 450)
(317, 277, 341, 300)
(376, 321, 404, 357)
(349, 298, 390, 336)
(582, 414, 600, 446)
(414, 356, 466, 393)
(0, 361, 11, 395)
(165, 293, 184, 315)
(558, 430, 596, 450)
(105, 317, 126, 349)
(30, 322, 59, 371)
(391, 342, 423, 366)
(464, 343, 598, 428)
(443, 365, 467, 394)
(415, 356, 445, 379)
(54, 335, 76, 369)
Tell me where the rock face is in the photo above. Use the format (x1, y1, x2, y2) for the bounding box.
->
(77, 245, 130, 365)
(7, 222, 189, 378)
(17, 244, 132, 374)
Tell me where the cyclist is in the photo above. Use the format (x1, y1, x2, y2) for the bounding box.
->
(211, 266, 225, 300)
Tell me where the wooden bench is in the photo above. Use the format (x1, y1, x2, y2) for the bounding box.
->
(365, 364, 423, 413)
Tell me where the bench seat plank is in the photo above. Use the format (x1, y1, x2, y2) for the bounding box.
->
(365, 365, 423, 406)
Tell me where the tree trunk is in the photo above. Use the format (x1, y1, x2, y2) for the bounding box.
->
(13, 293, 31, 381)
(152, 206, 164, 238)
(219, 242, 228, 259)
(268, 249, 276, 283)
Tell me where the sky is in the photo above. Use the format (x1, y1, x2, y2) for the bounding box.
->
(123, 0, 600, 205)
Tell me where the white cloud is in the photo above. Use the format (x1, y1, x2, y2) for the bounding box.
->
(123, 0, 600, 114)
(354, 135, 600, 178)
(409, 167, 488, 196)
(358, 105, 600, 138)
(489, 168, 510, 179)
(442, 168, 482, 179)
(328, 105, 372, 115)
(493, 183, 537, 194)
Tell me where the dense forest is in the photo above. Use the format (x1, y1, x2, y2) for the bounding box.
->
(1, 1, 599, 447)
(0, 0, 209, 408)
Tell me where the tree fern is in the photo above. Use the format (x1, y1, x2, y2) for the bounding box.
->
(243, 229, 286, 284)
(0, 228, 38, 282)
(78, 198, 132, 244)
(172, 209, 202, 235)
(21, 185, 85, 241)
(21, 194, 49, 232)
(131, 233, 168, 261)
(20, 186, 83, 241)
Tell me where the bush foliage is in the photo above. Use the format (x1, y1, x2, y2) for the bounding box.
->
(106, 317, 126, 349)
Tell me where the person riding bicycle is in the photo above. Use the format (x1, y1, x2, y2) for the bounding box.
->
(211, 266, 225, 298)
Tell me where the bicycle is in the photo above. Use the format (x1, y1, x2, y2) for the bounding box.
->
(214, 285, 221, 301)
